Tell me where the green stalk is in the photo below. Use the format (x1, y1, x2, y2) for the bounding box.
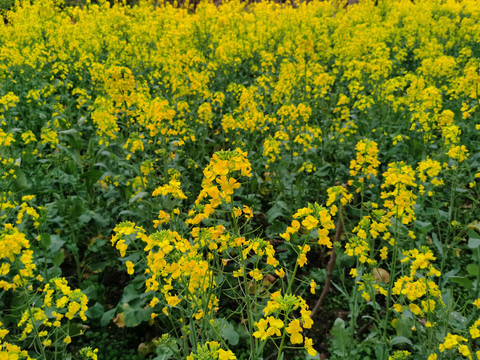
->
(275, 310, 291, 360)
(230, 198, 256, 358)
(239, 245, 256, 359)
(381, 186, 401, 360)
(349, 258, 360, 342)
(476, 249, 480, 299)
(14, 257, 48, 360)
(275, 234, 310, 360)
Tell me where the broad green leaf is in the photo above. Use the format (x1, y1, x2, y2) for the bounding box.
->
(468, 237, 480, 249)
(85, 302, 104, 319)
(52, 252, 65, 268)
(217, 318, 239, 346)
(391, 336, 412, 346)
(100, 308, 116, 326)
(39, 233, 51, 249)
(467, 264, 479, 276)
(432, 233, 443, 256)
(266, 201, 289, 223)
(121, 284, 139, 303)
(449, 276, 472, 289)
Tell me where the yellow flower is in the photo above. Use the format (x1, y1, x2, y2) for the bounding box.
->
(275, 268, 285, 278)
(286, 319, 303, 344)
(166, 295, 181, 307)
(304, 337, 316, 356)
(125, 261, 134, 275)
(217, 348, 236, 360)
(439, 333, 468, 352)
(249, 269, 263, 281)
(243, 205, 253, 219)
(473, 299, 480, 308)
(297, 245, 310, 267)
(253, 318, 269, 339)
(380, 246, 388, 260)
(43, 339, 52, 347)
(301, 215, 318, 230)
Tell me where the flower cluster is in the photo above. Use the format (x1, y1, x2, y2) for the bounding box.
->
(187, 149, 252, 225)
(0, 223, 37, 290)
(392, 247, 443, 328)
(253, 291, 316, 356)
(186, 341, 236, 360)
(349, 139, 381, 183)
(280, 202, 335, 249)
(381, 162, 418, 226)
(18, 277, 89, 343)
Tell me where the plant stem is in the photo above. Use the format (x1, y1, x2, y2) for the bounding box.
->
(311, 209, 344, 318)
(381, 187, 401, 360)
(14, 257, 48, 360)
(276, 311, 290, 360)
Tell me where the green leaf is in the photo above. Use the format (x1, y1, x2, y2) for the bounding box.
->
(52, 252, 65, 268)
(314, 164, 331, 177)
(153, 346, 174, 360)
(468, 237, 480, 249)
(437, 210, 449, 221)
(78, 212, 92, 224)
(217, 318, 239, 346)
(266, 201, 289, 223)
(59, 129, 78, 135)
(49, 235, 65, 253)
(432, 233, 443, 256)
(414, 220, 433, 233)
(467, 264, 479, 277)
(121, 284, 139, 304)
(100, 308, 116, 326)
(449, 311, 467, 329)
(85, 302, 104, 319)
(391, 336, 412, 346)
(393, 315, 412, 338)
(129, 191, 149, 203)
(123, 305, 151, 327)
(92, 212, 110, 227)
(449, 276, 472, 289)
(331, 318, 351, 356)
(39, 233, 51, 249)
(14, 169, 29, 191)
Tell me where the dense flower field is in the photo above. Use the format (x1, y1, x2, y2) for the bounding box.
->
(1, 0, 480, 358)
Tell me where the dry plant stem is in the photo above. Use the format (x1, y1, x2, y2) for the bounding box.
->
(310, 209, 344, 319)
